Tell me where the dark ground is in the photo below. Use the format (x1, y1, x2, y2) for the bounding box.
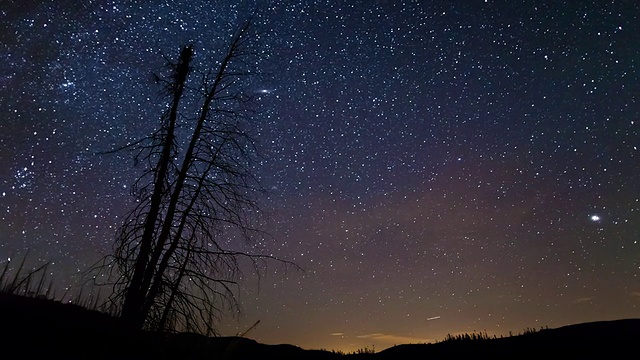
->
(1, 293, 638, 359)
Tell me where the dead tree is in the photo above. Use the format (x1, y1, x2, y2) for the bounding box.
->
(97, 21, 289, 334)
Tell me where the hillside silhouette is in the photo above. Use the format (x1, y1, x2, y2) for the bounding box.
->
(1, 292, 638, 359)
(376, 318, 640, 359)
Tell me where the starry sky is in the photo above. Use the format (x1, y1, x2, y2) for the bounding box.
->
(1, 0, 639, 353)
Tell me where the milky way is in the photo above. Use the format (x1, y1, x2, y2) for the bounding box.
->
(1, 0, 639, 352)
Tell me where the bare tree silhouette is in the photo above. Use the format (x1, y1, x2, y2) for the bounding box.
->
(92, 20, 293, 335)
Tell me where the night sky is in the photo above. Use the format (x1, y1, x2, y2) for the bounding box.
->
(1, 0, 639, 353)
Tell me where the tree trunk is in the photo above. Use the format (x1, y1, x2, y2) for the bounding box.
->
(119, 45, 193, 331)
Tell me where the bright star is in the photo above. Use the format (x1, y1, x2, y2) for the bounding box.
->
(590, 215, 601, 222)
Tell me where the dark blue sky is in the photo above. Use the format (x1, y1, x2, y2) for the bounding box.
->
(1, 0, 639, 352)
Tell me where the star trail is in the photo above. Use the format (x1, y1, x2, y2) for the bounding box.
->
(1, 0, 639, 353)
